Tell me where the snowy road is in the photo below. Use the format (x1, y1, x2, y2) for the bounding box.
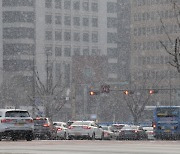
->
(0, 140, 179, 154)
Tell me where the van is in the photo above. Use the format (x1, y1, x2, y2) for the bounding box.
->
(0, 109, 34, 141)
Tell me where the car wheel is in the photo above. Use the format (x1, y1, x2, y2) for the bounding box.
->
(100, 133, 104, 140)
(91, 133, 95, 140)
(26, 133, 33, 141)
(64, 133, 67, 140)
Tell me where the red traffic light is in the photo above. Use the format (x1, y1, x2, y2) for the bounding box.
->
(149, 89, 158, 94)
(124, 90, 129, 95)
(89, 91, 98, 95)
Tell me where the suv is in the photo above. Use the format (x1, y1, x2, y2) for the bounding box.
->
(0, 109, 34, 141)
(33, 117, 57, 140)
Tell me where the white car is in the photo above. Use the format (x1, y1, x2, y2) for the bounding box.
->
(0, 109, 34, 141)
(101, 126, 115, 140)
(143, 126, 155, 140)
(67, 121, 104, 140)
(53, 122, 68, 140)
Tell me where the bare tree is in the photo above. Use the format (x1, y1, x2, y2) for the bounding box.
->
(30, 53, 67, 119)
(160, 0, 180, 72)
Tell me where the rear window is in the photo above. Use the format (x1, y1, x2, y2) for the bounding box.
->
(34, 119, 48, 125)
(5, 111, 30, 117)
(72, 121, 91, 125)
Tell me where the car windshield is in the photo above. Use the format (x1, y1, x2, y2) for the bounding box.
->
(5, 111, 30, 117)
(111, 124, 124, 130)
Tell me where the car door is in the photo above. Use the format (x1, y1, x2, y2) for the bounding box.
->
(93, 123, 103, 139)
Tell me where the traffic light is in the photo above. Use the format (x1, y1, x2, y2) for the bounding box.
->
(124, 90, 129, 95)
(101, 85, 110, 93)
(89, 91, 98, 95)
(123, 90, 134, 95)
(149, 89, 158, 94)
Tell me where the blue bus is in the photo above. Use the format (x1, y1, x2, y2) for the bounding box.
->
(153, 106, 180, 139)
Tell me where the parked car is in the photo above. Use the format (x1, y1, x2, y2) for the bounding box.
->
(67, 121, 104, 140)
(0, 109, 34, 141)
(53, 122, 68, 140)
(118, 125, 148, 140)
(142, 126, 155, 140)
(111, 124, 127, 140)
(101, 125, 115, 140)
(33, 117, 57, 140)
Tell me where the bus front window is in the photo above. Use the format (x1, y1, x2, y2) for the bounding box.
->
(156, 108, 179, 117)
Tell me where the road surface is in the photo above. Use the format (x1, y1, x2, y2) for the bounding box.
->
(0, 140, 179, 154)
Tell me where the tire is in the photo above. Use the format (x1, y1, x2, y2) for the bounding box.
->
(100, 133, 104, 140)
(91, 133, 95, 140)
(63, 133, 67, 140)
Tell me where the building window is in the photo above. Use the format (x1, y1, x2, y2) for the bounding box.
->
(91, 2, 98, 12)
(92, 32, 98, 43)
(55, 46, 62, 56)
(64, 31, 71, 41)
(83, 33, 89, 42)
(92, 48, 99, 55)
(73, 17, 80, 26)
(64, 46, 71, 57)
(45, 31, 53, 40)
(45, 15, 52, 24)
(64, 15, 71, 26)
(107, 32, 117, 44)
(55, 31, 62, 41)
(64, 0, 71, 10)
(107, 2, 117, 13)
(73, 1, 80, 10)
(55, 15, 62, 25)
(55, 0, 61, 8)
(92, 17, 98, 27)
(83, 47, 89, 56)
(83, 1, 89, 11)
(45, 46, 53, 55)
(74, 32, 80, 42)
(83, 17, 89, 26)
(74, 47, 80, 55)
(107, 17, 117, 28)
(45, 0, 52, 8)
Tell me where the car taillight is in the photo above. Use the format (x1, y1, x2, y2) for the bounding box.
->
(152, 122, 156, 128)
(104, 132, 109, 136)
(68, 126, 74, 129)
(57, 128, 62, 131)
(1, 119, 12, 123)
(43, 123, 50, 127)
(82, 126, 91, 129)
(134, 130, 138, 133)
(26, 119, 33, 123)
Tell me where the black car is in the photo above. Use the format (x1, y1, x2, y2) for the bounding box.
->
(118, 125, 148, 140)
(33, 117, 57, 140)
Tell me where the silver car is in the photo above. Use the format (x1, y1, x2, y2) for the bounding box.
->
(0, 109, 34, 141)
(53, 122, 68, 140)
(67, 121, 104, 140)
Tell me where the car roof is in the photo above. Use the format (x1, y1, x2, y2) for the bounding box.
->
(0, 109, 28, 112)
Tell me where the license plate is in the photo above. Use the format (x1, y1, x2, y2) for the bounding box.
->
(164, 130, 171, 133)
(75, 133, 81, 136)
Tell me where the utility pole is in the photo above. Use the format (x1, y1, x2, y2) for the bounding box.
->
(32, 47, 36, 117)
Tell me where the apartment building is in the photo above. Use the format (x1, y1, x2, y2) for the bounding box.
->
(130, 0, 180, 106)
(0, 0, 122, 121)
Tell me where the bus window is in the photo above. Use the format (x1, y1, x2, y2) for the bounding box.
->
(156, 108, 178, 117)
